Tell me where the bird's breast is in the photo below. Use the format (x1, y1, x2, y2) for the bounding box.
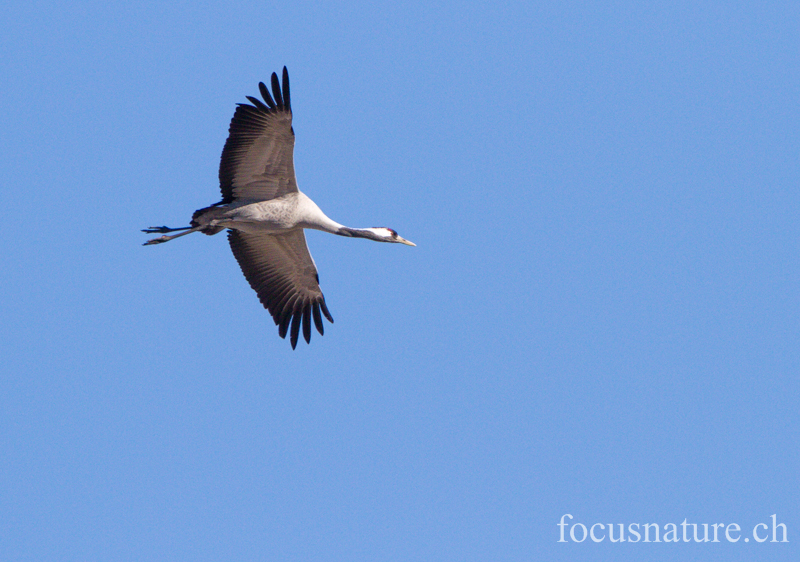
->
(218, 199, 300, 233)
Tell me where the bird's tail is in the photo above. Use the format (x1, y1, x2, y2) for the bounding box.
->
(191, 203, 227, 236)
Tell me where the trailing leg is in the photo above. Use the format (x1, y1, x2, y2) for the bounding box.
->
(143, 226, 203, 245)
(142, 225, 192, 234)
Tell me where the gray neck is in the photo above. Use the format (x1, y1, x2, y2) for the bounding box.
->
(337, 227, 382, 242)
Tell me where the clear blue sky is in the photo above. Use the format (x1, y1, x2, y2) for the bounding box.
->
(2, 1, 798, 560)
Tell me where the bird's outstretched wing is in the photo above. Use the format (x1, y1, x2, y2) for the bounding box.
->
(219, 67, 296, 204)
(228, 229, 334, 349)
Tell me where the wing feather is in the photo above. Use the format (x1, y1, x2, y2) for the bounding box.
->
(258, 82, 276, 109)
(228, 229, 333, 349)
(302, 306, 312, 344)
(312, 302, 324, 335)
(290, 309, 302, 349)
(219, 67, 296, 203)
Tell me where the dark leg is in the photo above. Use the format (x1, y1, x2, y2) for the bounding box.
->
(143, 226, 203, 245)
(141, 225, 192, 234)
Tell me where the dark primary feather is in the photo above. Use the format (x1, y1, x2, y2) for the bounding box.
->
(271, 74, 282, 108)
(228, 229, 333, 349)
(257, 82, 276, 109)
(281, 67, 291, 109)
(218, 67, 296, 205)
(245, 94, 271, 112)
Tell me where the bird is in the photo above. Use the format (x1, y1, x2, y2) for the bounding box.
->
(143, 67, 415, 349)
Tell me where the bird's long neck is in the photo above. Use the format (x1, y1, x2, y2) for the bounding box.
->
(335, 227, 383, 241)
(296, 193, 347, 234)
(295, 194, 383, 241)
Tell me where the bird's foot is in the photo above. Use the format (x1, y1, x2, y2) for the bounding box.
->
(141, 225, 198, 245)
(143, 236, 169, 245)
(142, 226, 178, 233)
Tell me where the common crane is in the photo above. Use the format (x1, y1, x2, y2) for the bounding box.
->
(143, 68, 414, 348)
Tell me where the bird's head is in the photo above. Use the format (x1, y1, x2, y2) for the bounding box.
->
(363, 227, 416, 246)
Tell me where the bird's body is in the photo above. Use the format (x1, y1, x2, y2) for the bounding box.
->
(192, 193, 339, 234)
(144, 68, 414, 348)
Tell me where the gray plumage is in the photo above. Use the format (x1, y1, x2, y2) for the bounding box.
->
(143, 68, 414, 348)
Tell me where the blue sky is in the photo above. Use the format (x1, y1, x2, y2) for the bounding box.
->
(2, 1, 798, 560)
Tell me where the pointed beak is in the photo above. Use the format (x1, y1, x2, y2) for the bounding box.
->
(398, 236, 416, 247)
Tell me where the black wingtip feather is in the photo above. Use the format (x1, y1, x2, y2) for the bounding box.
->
(312, 302, 324, 335)
(279, 312, 291, 338)
(321, 299, 334, 323)
(246, 95, 270, 112)
(290, 310, 302, 349)
(302, 307, 311, 344)
(271, 72, 283, 109)
(282, 67, 291, 111)
(258, 82, 276, 109)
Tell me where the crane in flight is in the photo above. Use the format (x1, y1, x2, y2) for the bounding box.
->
(143, 67, 415, 348)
